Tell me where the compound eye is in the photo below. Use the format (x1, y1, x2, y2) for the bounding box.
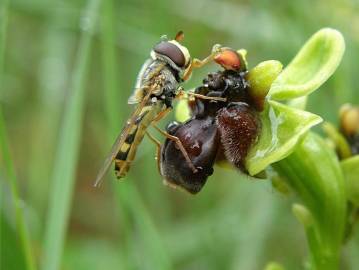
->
(154, 41, 186, 67)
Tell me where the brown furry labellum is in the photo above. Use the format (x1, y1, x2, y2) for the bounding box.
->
(216, 102, 260, 171)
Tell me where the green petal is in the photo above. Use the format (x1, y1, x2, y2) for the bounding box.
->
(246, 100, 322, 175)
(341, 155, 359, 206)
(246, 60, 283, 111)
(269, 28, 345, 100)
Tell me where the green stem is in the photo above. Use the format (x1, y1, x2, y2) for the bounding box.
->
(273, 132, 346, 270)
(41, 1, 100, 270)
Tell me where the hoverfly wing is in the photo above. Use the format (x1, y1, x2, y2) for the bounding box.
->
(128, 59, 153, 104)
(94, 85, 155, 187)
(128, 60, 167, 105)
(93, 125, 131, 187)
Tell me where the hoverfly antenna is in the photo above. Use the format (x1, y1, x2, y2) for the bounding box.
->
(175, 31, 184, 42)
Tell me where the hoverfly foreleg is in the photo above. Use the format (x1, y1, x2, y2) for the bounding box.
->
(187, 92, 227, 102)
(145, 131, 162, 174)
(151, 124, 198, 174)
(177, 88, 227, 102)
(192, 44, 223, 68)
(182, 44, 223, 81)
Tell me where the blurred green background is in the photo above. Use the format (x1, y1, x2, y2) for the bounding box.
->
(1, 0, 359, 269)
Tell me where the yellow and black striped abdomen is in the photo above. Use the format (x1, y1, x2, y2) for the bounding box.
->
(114, 103, 162, 178)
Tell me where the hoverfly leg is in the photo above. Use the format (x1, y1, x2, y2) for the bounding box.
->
(192, 44, 223, 68)
(152, 124, 198, 174)
(145, 131, 162, 175)
(187, 92, 227, 102)
(177, 88, 226, 102)
(152, 107, 172, 122)
(182, 44, 223, 81)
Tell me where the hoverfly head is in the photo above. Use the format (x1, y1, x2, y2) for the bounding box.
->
(151, 31, 191, 79)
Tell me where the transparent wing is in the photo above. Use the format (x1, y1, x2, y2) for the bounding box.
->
(128, 59, 153, 104)
(128, 60, 167, 105)
(94, 87, 154, 187)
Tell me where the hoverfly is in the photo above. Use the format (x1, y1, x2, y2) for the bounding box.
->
(160, 48, 261, 194)
(94, 32, 224, 187)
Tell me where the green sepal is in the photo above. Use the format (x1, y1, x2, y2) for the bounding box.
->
(245, 100, 322, 175)
(287, 96, 308, 110)
(269, 28, 345, 100)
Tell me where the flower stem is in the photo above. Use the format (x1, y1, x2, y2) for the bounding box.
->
(273, 132, 346, 270)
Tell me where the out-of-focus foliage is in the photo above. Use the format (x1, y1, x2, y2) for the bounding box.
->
(1, 0, 359, 270)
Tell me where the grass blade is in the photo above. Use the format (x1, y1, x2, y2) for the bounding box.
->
(0, 0, 36, 269)
(100, 2, 172, 268)
(41, 1, 101, 270)
(0, 113, 37, 270)
(100, 2, 130, 269)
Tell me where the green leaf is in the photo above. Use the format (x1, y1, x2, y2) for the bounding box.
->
(269, 28, 345, 100)
(341, 155, 359, 206)
(246, 100, 322, 175)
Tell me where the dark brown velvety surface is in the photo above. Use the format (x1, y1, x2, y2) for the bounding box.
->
(160, 117, 219, 194)
(216, 102, 260, 170)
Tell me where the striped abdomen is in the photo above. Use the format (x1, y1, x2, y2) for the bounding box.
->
(114, 103, 162, 178)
